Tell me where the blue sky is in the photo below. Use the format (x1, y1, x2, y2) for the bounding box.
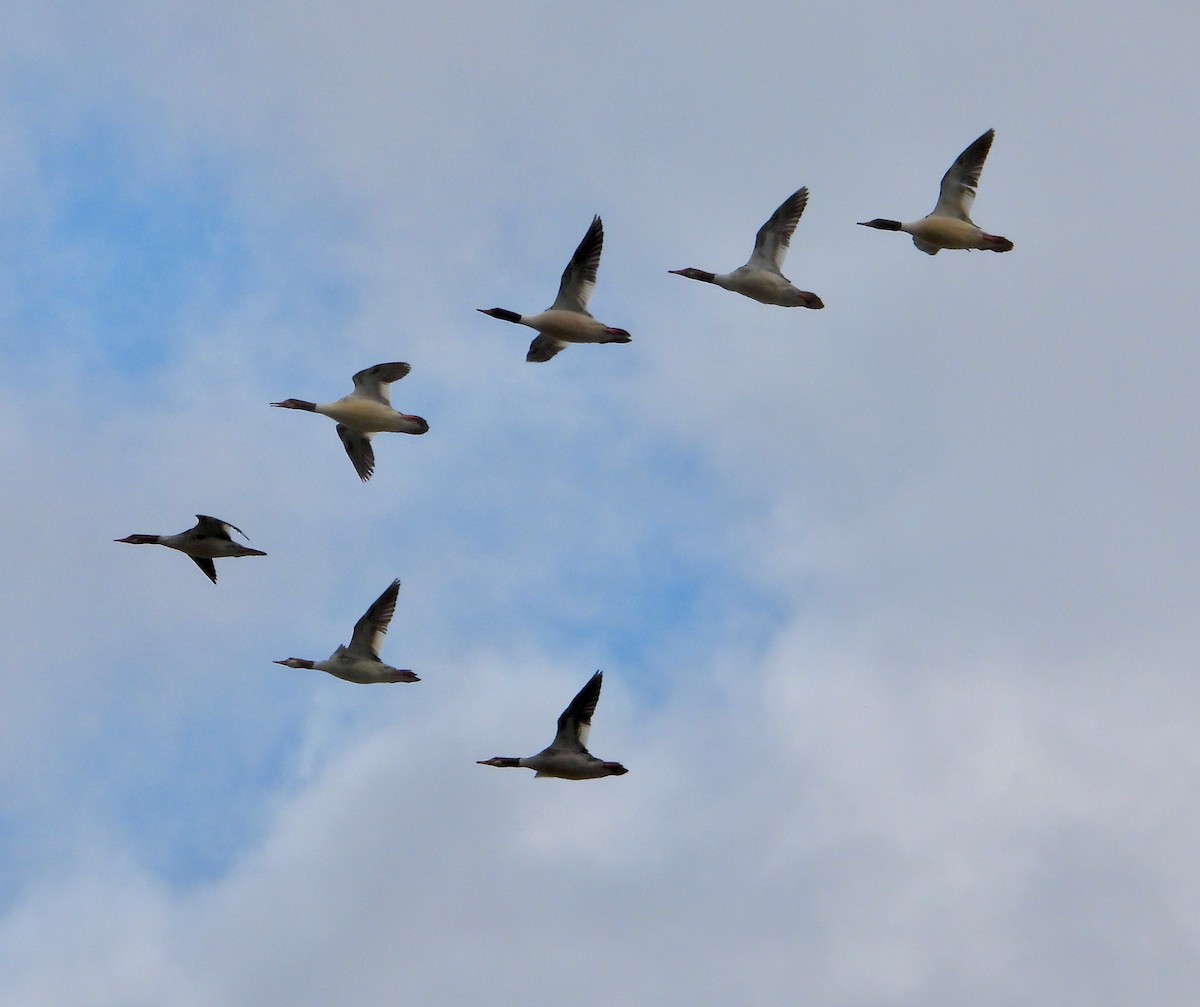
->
(18, 126, 249, 375)
(1, 3, 1199, 1005)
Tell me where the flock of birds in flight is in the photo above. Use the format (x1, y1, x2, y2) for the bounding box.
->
(115, 129, 1012, 780)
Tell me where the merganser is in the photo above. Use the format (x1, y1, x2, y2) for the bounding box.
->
(115, 514, 266, 584)
(670, 187, 824, 307)
(273, 579, 418, 684)
(477, 215, 631, 362)
(477, 670, 627, 779)
(271, 362, 428, 482)
(858, 129, 1013, 254)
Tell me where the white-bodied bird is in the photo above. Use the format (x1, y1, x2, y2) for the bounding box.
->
(271, 362, 428, 481)
(477, 670, 628, 779)
(116, 514, 266, 584)
(273, 579, 418, 684)
(670, 187, 824, 307)
(858, 129, 1013, 254)
(477, 216, 631, 362)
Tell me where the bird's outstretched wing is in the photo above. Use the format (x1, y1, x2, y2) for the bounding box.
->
(550, 216, 603, 314)
(527, 335, 568, 363)
(337, 424, 376, 481)
(348, 579, 401, 659)
(931, 129, 994, 222)
(350, 362, 412, 406)
(746, 188, 808, 273)
(194, 515, 248, 542)
(189, 555, 218, 584)
(550, 671, 603, 753)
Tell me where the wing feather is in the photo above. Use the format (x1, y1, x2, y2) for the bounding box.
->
(351, 362, 411, 405)
(348, 579, 401, 658)
(549, 216, 603, 314)
(551, 671, 603, 753)
(526, 335, 568, 362)
(746, 188, 808, 273)
(336, 424, 376, 481)
(194, 515, 248, 542)
(189, 555, 218, 584)
(932, 129, 994, 222)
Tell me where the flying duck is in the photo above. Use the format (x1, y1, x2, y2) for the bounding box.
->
(477, 670, 628, 779)
(477, 215, 631, 362)
(115, 514, 266, 584)
(271, 362, 427, 481)
(858, 129, 1013, 254)
(273, 579, 418, 684)
(670, 187, 824, 307)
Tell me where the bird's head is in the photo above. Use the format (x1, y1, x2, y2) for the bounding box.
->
(668, 268, 715, 282)
(476, 307, 522, 324)
(856, 218, 903, 231)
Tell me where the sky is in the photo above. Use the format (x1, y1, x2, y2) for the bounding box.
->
(1, 2, 1198, 1004)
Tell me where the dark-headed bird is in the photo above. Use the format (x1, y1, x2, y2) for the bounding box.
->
(477, 670, 628, 779)
(271, 362, 428, 482)
(273, 579, 418, 684)
(670, 187, 824, 307)
(477, 216, 631, 362)
(116, 514, 266, 584)
(858, 129, 1013, 254)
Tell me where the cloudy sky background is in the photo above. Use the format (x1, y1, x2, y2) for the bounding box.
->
(0, 3, 1197, 1004)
